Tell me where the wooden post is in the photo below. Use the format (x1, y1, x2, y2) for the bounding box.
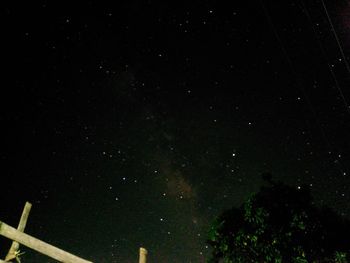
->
(5, 202, 32, 261)
(0, 221, 93, 263)
(139, 247, 147, 263)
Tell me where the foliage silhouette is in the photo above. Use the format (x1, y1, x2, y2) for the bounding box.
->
(207, 175, 350, 262)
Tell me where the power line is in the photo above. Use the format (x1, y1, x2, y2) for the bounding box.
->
(300, 0, 350, 114)
(320, 0, 350, 75)
(259, 0, 347, 176)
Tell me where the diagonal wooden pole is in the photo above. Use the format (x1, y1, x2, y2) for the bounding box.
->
(0, 221, 93, 263)
(5, 201, 32, 262)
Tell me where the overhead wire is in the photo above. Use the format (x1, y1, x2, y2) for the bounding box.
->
(300, 0, 350, 114)
(320, 0, 350, 75)
(318, 0, 350, 113)
(258, 0, 347, 177)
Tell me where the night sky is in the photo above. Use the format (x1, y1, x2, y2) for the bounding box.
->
(1, 1, 350, 262)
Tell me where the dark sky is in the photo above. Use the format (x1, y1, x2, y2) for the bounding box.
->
(1, 0, 350, 262)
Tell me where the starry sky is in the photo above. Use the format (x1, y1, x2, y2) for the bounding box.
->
(1, 0, 350, 262)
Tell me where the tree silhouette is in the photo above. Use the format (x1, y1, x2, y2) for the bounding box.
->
(207, 176, 350, 262)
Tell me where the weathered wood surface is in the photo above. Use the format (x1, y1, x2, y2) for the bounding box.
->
(5, 201, 32, 261)
(139, 247, 148, 263)
(0, 221, 93, 263)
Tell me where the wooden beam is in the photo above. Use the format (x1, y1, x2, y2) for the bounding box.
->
(0, 221, 93, 263)
(5, 202, 32, 261)
(139, 247, 147, 263)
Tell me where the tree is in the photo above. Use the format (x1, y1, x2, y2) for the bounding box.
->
(207, 176, 350, 263)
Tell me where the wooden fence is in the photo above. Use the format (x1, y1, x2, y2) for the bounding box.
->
(0, 202, 147, 263)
